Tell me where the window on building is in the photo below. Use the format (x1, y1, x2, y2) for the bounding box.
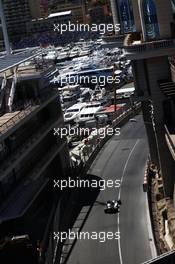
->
(142, 0, 160, 40)
(118, 0, 135, 33)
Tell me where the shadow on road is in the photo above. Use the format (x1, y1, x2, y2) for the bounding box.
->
(58, 174, 103, 264)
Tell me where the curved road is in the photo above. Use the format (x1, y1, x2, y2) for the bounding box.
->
(67, 114, 153, 264)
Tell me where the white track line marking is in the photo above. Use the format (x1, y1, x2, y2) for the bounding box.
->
(117, 139, 140, 264)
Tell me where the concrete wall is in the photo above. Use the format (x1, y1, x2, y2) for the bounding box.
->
(132, 60, 151, 97)
(131, 0, 142, 32)
(131, 0, 173, 40)
(133, 56, 175, 197)
(155, 0, 173, 39)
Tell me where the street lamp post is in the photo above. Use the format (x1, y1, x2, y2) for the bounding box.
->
(0, 0, 11, 55)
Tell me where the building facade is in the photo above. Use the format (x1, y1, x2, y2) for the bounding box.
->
(26, 11, 72, 36)
(28, 0, 42, 19)
(2, 0, 32, 41)
(49, 0, 86, 23)
(0, 52, 70, 261)
(0, 28, 4, 51)
(110, 0, 135, 34)
(88, 0, 112, 25)
(123, 0, 175, 199)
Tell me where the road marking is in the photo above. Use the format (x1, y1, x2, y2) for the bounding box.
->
(117, 139, 140, 264)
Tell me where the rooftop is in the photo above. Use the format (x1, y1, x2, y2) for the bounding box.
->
(0, 91, 58, 140)
(0, 48, 42, 74)
(48, 11, 72, 18)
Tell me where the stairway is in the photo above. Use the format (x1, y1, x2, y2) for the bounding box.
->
(159, 81, 175, 97)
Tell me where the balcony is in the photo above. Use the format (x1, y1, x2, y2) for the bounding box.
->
(16, 64, 55, 81)
(0, 90, 58, 140)
(123, 33, 175, 60)
(0, 117, 63, 180)
(0, 105, 39, 136)
(0, 139, 66, 222)
(165, 125, 175, 161)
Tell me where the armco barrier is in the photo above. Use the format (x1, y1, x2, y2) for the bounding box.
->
(141, 250, 175, 264)
(143, 160, 150, 192)
(73, 102, 141, 177)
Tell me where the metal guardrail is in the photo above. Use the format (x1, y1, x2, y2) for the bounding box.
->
(164, 125, 175, 156)
(44, 102, 142, 264)
(124, 34, 175, 53)
(141, 250, 175, 264)
(0, 90, 58, 137)
(0, 103, 39, 136)
(71, 102, 141, 181)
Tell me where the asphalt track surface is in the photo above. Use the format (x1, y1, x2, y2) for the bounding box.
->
(67, 114, 152, 264)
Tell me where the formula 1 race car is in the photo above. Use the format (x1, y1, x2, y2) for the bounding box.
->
(104, 200, 121, 214)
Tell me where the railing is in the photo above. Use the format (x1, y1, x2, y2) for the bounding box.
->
(0, 90, 58, 136)
(71, 102, 141, 176)
(0, 103, 39, 136)
(124, 33, 175, 53)
(141, 250, 175, 263)
(0, 118, 61, 176)
(44, 102, 141, 263)
(165, 125, 175, 159)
